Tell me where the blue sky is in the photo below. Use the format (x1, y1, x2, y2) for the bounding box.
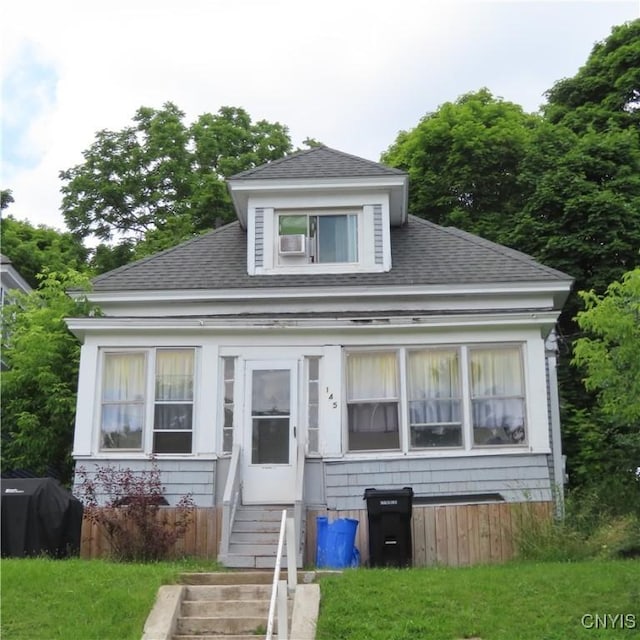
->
(2, 0, 638, 232)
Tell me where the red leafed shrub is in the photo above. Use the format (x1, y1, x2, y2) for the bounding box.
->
(75, 461, 195, 562)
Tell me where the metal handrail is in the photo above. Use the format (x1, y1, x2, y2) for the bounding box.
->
(266, 509, 288, 640)
(266, 509, 298, 640)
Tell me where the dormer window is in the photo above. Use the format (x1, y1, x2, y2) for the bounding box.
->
(278, 211, 359, 264)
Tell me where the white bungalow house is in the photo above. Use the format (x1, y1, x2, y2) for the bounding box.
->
(67, 147, 573, 567)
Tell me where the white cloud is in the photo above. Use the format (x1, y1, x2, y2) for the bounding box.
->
(1, 0, 638, 231)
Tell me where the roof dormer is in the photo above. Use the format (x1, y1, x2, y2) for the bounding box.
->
(226, 146, 408, 276)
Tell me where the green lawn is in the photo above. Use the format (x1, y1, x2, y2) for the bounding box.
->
(0, 557, 217, 640)
(317, 561, 640, 640)
(1, 558, 638, 640)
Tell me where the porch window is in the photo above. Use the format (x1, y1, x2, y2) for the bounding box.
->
(345, 344, 527, 454)
(407, 349, 462, 448)
(101, 352, 146, 450)
(221, 357, 236, 454)
(306, 357, 320, 454)
(470, 347, 526, 446)
(347, 351, 400, 451)
(278, 211, 358, 264)
(153, 349, 194, 454)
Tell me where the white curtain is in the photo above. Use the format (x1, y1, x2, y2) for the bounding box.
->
(407, 350, 461, 424)
(155, 349, 194, 401)
(101, 352, 146, 447)
(103, 352, 146, 401)
(347, 352, 398, 401)
(470, 348, 523, 397)
(319, 215, 358, 263)
(470, 347, 525, 435)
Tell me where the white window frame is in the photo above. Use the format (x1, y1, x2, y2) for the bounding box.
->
(345, 350, 401, 452)
(153, 348, 195, 455)
(305, 356, 321, 456)
(97, 347, 197, 456)
(344, 343, 529, 455)
(220, 356, 236, 455)
(275, 208, 362, 268)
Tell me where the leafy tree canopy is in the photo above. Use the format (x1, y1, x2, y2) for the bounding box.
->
(0, 215, 89, 288)
(60, 103, 292, 257)
(544, 20, 640, 133)
(1, 189, 15, 210)
(381, 89, 539, 244)
(1, 270, 99, 483)
(573, 268, 640, 425)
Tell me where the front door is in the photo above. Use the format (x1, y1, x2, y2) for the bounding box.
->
(242, 360, 298, 504)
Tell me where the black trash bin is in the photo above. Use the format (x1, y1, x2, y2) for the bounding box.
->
(364, 487, 413, 567)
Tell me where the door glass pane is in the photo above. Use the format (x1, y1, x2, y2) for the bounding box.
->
(252, 370, 290, 415)
(252, 418, 289, 464)
(251, 369, 291, 464)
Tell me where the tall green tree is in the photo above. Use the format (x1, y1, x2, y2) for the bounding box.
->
(544, 19, 640, 133)
(568, 269, 640, 502)
(1, 270, 99, 483)
(573, 268, 640, 426)
(1, 189, 15, 210)
(381, 89, 538, 243)
(0, 215, 89, 288)
(515, 23, 640, 493)
(60, 103, 292, 258)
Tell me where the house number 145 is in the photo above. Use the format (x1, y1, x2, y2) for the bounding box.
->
(326, 388, 338, 409)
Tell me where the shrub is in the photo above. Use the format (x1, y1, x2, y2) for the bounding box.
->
(75, 461, 195, 562)
(513, 488, 640, 561)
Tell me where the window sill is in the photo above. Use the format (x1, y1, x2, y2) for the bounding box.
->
(76, 452, 219, 461)
(255, 262, 388, 276)
(323, 447, 550, 462)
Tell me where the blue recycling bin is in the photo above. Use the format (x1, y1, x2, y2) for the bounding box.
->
(316, 516, 359, 568)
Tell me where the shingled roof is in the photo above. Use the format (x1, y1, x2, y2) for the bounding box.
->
(91, 216, 571, 292)
(228, 146, 406, 180)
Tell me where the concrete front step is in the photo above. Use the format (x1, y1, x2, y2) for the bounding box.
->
(174, 636, 266, 640)
(180, 571, 275, 585)
(176, 615, 271, 636)
(182, 598, 270, 617)
(184, 584, 272, 601)
(220, 554, 299, 569)
(182, 598, 293, 618)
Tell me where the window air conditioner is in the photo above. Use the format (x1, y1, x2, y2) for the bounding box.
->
(278, 234, 306, 255)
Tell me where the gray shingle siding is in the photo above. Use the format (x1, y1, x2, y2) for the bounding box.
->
(254, 207, 264, 269)
(322, 454, 553, 510)
(373, 204, 383, 265)
(74, 459, 216, 508)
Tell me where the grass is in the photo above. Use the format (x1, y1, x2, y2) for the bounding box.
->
(0, 557, 218, 640)
(316, 561, 640, 640)
(2, 558, 638, 639)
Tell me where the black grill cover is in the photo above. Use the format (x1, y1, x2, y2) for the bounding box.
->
(1, 478, 83, 558)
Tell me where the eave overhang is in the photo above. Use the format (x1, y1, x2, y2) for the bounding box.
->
(77, 280, 573, 310)
(227, 174, 409, 228)
(65, 309, 562, 341)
